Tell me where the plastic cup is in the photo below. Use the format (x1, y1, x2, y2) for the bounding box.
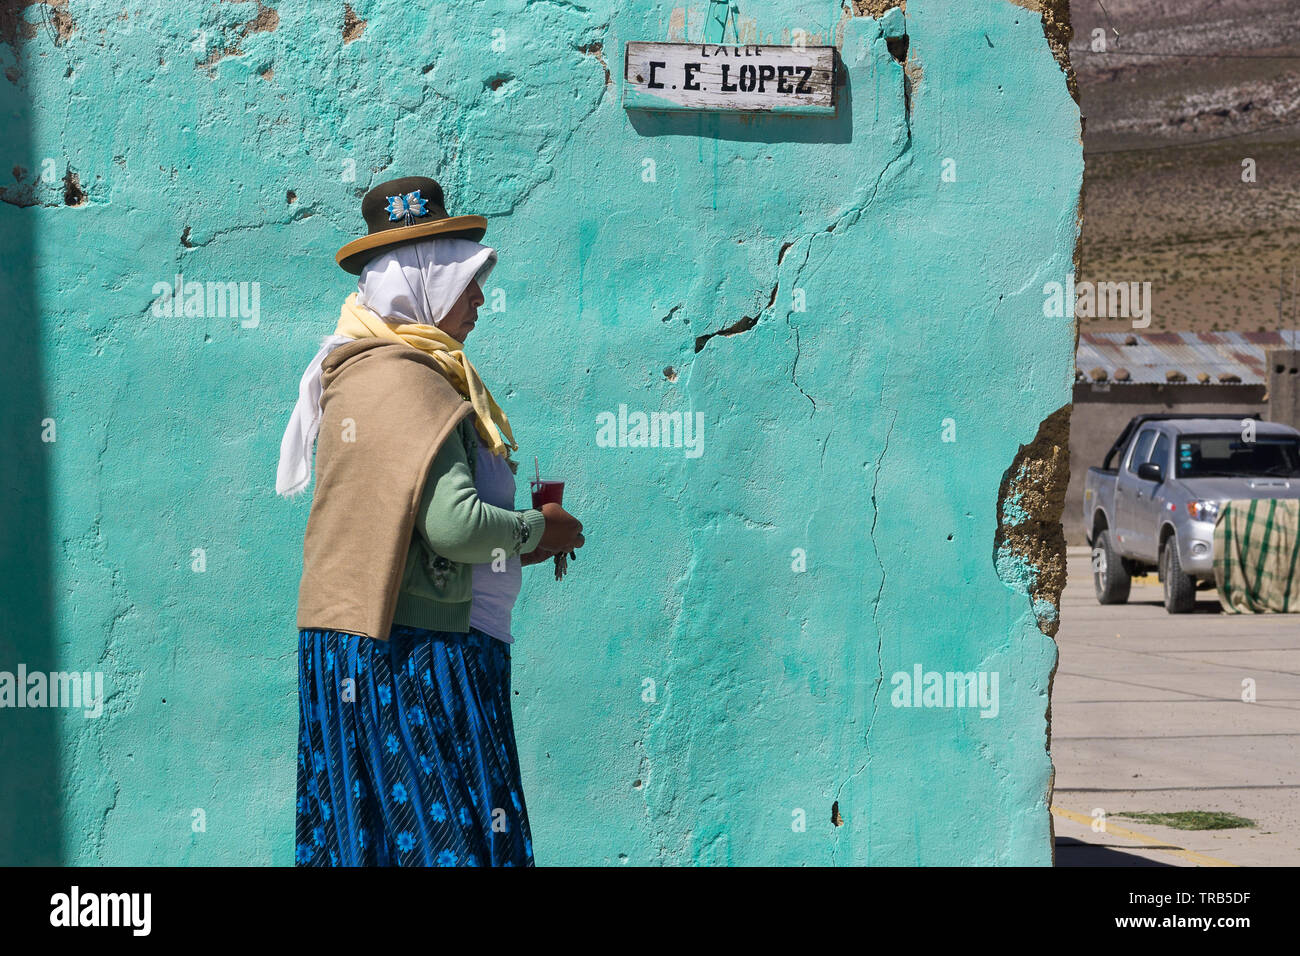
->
(530, 479, 565, 509)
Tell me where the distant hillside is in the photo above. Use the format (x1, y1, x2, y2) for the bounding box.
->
(1072, 0, 1300, 333)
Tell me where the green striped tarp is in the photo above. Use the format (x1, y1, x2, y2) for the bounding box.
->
(1213, 499, 1300, 613)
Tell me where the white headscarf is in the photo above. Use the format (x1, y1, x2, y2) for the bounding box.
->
(276, 237, 498, 497)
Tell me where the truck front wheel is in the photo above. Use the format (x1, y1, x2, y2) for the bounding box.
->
(1093, 529, 1131, 605)
(1160, 540, 1197, 614)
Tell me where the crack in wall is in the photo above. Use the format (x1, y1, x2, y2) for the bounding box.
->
(693, 243, 792, 351)
(830, 403, 897, 864)
(789, 324, 815, 408)
(692, 290, 770, 352)
(693, 12, 914, 363)
(694, 134, 912, 357)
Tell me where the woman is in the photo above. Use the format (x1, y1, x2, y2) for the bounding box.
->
(277, 176, 584, 866)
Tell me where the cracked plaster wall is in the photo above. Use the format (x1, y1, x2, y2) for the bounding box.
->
(0, 0, 1080, 864)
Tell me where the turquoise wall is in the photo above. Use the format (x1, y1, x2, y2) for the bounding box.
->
(0, 0, 1080, 865)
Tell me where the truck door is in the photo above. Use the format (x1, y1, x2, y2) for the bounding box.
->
(1131, 431, 1170, 559)
(1115, 427, 1158, 560)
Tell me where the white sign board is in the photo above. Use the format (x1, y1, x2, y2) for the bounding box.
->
(623, 43, 836, 115)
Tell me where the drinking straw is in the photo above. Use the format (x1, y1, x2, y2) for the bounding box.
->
(534, 456, 540, 488)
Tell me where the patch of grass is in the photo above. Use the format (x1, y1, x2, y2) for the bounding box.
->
(1115, 810, 1255, 831)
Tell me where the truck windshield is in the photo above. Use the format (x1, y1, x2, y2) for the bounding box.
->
(1175, 434, 1300, 478)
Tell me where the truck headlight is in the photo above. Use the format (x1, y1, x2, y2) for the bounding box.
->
(1187, 500, 1220, 523)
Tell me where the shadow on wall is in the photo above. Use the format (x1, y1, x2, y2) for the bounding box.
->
(0, 21, 60, 863)
(625, 49, 854, 144)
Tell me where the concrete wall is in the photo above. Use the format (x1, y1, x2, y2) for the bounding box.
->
(0, 0, 1081, 865)
(1268, 349, 1300, 432)
(1067, 384, 1268, 546)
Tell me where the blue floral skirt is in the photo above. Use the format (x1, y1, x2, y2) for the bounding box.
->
(295, 623, 534, 866)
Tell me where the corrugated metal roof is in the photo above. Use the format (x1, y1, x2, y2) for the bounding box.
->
(1076, 330, 1300, 385)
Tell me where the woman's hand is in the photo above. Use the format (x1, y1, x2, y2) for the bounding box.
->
(539, 502, 584, 553)
(520, 547, 558, 567)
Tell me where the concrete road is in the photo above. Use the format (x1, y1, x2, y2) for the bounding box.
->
(1050, 549, 1300, 866)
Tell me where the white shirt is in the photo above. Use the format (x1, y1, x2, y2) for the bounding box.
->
(468, 439, 524, 643)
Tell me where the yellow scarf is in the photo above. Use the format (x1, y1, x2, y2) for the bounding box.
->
(334, 294, 518, 465)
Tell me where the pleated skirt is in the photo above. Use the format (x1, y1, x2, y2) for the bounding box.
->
(295, 623, 534, 866)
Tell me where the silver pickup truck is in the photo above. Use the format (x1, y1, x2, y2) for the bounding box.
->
(1083, 414, 1300, 613)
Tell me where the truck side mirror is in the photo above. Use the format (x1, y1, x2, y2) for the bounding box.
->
(1137, 462, 1163, 483)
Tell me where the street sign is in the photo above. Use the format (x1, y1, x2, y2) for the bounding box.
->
(623, 42, 836, 115)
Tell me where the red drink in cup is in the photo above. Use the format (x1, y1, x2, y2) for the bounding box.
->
(530, 459, 572, 579)
(530, 479, 565, 509)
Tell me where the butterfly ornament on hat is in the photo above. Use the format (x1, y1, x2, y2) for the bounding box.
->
(385, 189, 428, 225)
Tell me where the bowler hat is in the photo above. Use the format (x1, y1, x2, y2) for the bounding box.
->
(335, 175, 487, 274)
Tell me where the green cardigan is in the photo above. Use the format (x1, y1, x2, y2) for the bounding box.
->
(391, 416, 547, 634)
